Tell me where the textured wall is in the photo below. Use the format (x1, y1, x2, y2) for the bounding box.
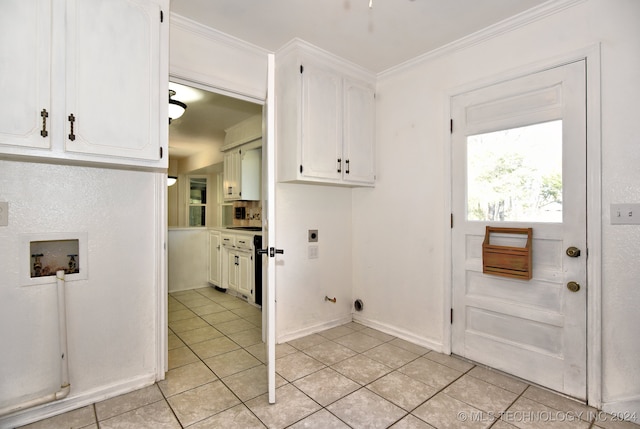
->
(0, 160, 161, 426)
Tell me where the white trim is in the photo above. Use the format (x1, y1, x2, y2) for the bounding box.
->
(155, 172, 168, 380)
(444, 44, 602, 408)
(170, 14, 269, 58)
(276, 315, 354, 344)
(0, 373, 156, 429)
(378, 0, 586, 80)
(353, 315, 444, 353)
(584, 44, 602, 410)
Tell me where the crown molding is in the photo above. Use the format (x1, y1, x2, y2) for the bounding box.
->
(170, 13, 271, 58)
(378, 0, 587, 80)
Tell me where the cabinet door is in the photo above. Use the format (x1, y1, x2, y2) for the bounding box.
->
(208, 232, 221, 286)
(64, 0, 163, 161)
(0, 0, 51, 150)
(343, 79, 375, 185)
(236, 252, 252, 299)
(223, 150, 241, 200)
(300, 63, 343, 180)
(227, 250, 239, 292)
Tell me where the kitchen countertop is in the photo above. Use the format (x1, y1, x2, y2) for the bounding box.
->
(210, 226, 263, 235)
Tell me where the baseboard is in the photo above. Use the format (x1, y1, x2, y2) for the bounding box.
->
(352, 314, 444, 353)
(167, 281, 210, 293)
(601, 395, 640, 424)
(277, 315, 353, 344)
(0, 373, 157, 428)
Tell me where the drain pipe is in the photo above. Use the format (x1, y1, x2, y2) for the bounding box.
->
(0, 270, 71, 417)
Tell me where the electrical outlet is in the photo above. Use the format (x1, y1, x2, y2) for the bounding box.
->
(0, 202, 7, 226)
(611, 203, 640, 225)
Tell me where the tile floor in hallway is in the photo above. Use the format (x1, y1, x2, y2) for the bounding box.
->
(19, 287, 639, 429)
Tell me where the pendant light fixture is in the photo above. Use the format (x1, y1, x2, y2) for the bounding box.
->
(168, 89, 187, 124)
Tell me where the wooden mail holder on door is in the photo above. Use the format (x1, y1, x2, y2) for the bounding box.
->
(482, 227, 532, 280)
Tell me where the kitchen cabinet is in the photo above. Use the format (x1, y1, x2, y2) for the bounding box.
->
(276, 39, 376, 187)
(222, 145, 261, 201)
(220, 231, 255, 302)
(223, 149, 241, 200)
(208, 231, 221, 286)
(227, 249, 252, 299)
(0, 0, 168, 169)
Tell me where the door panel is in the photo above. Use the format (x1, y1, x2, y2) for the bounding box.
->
(451, 61, 587, 399)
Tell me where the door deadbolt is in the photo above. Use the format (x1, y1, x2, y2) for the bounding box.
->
(566, 246, 581, 258)
(567, 281, 581, 292)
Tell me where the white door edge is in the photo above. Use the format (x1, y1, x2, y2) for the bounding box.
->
(266, 53, 277, 404)
(441, 44, 602, 408)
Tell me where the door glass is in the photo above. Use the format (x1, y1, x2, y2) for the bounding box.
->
(466, 120, 562, 222)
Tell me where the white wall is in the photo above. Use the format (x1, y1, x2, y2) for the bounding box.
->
(275, 184, 353, 341)
(0, 160, 162, 427)
(170, 14, 268, 101)
(353, 0, 640, 417)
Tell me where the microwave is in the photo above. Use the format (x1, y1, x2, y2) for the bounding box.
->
(234, 206, 246, 220)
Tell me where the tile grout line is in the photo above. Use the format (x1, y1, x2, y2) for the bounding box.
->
(168, 293, 259, 428)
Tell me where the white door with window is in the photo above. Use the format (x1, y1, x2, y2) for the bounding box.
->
(451, 61, 587, 399)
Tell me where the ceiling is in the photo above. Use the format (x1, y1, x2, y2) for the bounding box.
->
(168, 0, 549, 161)
(170, 0, 548, 74)
(168, 82, 262, 161)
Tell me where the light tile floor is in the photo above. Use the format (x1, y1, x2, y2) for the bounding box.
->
(19, 287, 639, 429)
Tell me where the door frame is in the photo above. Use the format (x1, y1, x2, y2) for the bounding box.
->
(443, 44, 602, 407)
(157, 72, 268, 371)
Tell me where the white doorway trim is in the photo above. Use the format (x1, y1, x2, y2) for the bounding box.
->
(157, 72, 267, 380)
(442, 44, 602, 408)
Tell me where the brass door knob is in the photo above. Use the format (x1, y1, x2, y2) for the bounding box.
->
(567, 281, 581, 292)
(566, 247, 581, 257)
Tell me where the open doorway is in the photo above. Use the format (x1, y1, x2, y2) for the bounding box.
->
(166, 78, 271, 395)
(167, 81, 262, 229)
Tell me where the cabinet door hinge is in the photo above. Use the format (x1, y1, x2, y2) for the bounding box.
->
(300, 65, 304, 74)
(450, 308, 454, 324)
(450, 119, 453, 134)
(160, 10, 164, 22)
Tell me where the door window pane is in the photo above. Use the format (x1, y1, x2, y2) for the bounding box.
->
(189, 206, 206, 227)
(189, 177, 207, 226)
(467, 120, 562, 222)
(189, 178, 207, 204)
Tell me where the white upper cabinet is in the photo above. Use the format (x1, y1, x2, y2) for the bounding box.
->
(276, 39, 376, 187)
(222, 115, 262, 201)
(0, 0, 168, 169)
(0, 0, 51, 150)
(343, 79, 376, 184)
(299, 62, 343, 181)
(223, 149, 242, 200)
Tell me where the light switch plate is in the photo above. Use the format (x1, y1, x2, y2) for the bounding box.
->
(0, 202, 7, 226)
(308, 245, 319, 259)
(611, 203, 640, 225)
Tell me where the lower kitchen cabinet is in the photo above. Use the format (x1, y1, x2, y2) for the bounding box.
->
(208, 231, 221, 286)
(219, 230, 256, 303)
(227, 249, 252, 300)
